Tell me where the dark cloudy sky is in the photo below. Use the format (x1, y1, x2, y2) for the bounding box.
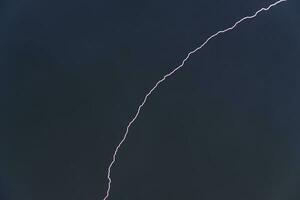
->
(1, 0, 300, 199)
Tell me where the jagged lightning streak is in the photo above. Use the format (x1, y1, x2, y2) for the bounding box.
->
(103, 0, 287, 199)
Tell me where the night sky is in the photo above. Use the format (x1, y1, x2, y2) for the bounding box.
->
(1, 0, 300, 199)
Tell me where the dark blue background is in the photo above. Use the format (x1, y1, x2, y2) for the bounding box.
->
(1, 0, 299, 199)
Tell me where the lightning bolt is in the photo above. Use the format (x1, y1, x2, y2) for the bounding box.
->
(102, 0, 287, 199)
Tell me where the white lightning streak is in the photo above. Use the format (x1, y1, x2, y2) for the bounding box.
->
(103, 0, 287, 199)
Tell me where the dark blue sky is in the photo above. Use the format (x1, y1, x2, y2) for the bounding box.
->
(1, 0, 300, 199)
